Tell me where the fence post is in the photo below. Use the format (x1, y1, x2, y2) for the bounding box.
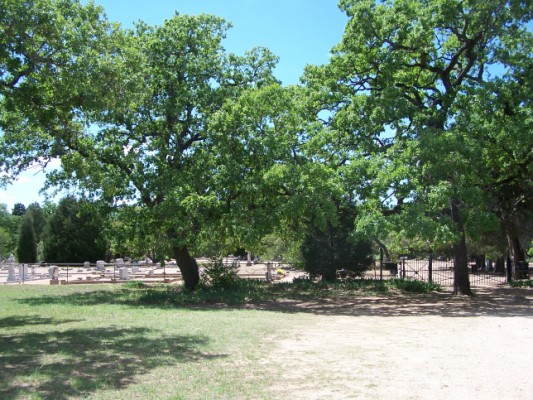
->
(428, 253, 433, 283)
(379, 247, 383, 282)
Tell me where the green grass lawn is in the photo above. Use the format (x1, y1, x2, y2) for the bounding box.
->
(0, 279, 440, 399)
(0, 284, 311, 400)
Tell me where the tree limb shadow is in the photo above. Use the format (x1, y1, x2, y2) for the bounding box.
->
(0, 323, 225, 399)
(248, 287, 533, 318)
(0, 316, 83, 329)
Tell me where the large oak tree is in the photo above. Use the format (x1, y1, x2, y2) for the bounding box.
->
(304, 0, 532, 294)
(0, 0, 295, 289)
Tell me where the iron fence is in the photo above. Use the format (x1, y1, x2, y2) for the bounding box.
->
(381, 257, 510, 287)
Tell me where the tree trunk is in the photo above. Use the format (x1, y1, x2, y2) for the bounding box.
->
(322, 266, 337, 282)
(450, 199, 473, 295)
(474, 254, 485, 272)
(172, 245, 200, 290)
(504, 216, 527, 279)
(494, 256, 505, 274)
(507, 233, 527, 279)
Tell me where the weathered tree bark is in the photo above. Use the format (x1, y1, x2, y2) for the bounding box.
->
(498, 187, 533, 279)
(172, 245, 200, 290)
(506, 231, 527, 279)
(450, 199, 473, 295)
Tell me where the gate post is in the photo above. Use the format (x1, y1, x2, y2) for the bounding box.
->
(400, 256, 407, 279)
(379, 247, 383, 282)
(428, 253, 433, 283)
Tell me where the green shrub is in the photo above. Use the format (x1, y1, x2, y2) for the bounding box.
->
(509, 279, 533, 288)
(123, 280, 147, 289)
(200, 258, 241, 289)
(387, 278, 441, 293)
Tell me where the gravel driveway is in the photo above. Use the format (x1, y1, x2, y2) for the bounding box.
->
(262, 287, 532, 399)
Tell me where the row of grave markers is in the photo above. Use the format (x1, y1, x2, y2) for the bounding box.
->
(4, 257, 162, 282)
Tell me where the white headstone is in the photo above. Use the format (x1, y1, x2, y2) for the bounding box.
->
(7, 264, 16, 281)
(118, 267, 129, 280)
(96, 260, 105, 271)
(83, 261, 90, 270)
(49, 266, 59, 279)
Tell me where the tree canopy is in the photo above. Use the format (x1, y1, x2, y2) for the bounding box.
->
(0, 0, 302, 288)
(1, 0, 531, 291)
(303, 0, 532, 293)
(43, 196, 107, 263)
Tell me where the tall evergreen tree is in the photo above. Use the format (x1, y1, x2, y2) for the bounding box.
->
(301, 204, 373, 281)
(26, 202, 47, 244)
(0, 204, 20, 257)
(43, 197, 107, 263)
(16, 214, 37, 263)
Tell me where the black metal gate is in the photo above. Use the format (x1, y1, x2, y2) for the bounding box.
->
(395, 257, 507, 287)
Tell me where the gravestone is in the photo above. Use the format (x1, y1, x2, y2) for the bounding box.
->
(49, 266, 59, 280)
(7, 264, 16, 281)
(84, 261, 90, 270)
(96, 260, 105, 271)
(119, 267, 129, 280)
(132, 260, 140, 273)
(7, 255, 16, 281)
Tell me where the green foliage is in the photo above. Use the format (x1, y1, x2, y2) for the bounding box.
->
(387, 278, 442, 293)
(105, 206, 170, 261)
(122, 281, 148, 289)
(11, 203, 26, 216)
(0, 1, 300, 289)
(43, 197, 108, 263)
(200, 258, 241, 289)
(122, 278, 441, 306)
(0, 227, 11, 259)
(16, 213, 36, 263)
(509, 279, 533, 288)
(303, 0, 532, 294)
(0, 204, 19, 257)
(255, 232, 303, 265)
(25, 202, 47, 244)
(301, 205, 373, 281)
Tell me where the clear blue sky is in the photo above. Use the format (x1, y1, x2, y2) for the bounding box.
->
(0, 0, 347, 212)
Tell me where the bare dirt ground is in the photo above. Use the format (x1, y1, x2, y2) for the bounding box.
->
(260, 287, 533, 400)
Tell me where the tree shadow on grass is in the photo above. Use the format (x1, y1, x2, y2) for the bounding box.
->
(249, 287, 533, 318)
(16, 289, 129, 307)
(0, 316, 83, 329)
(0, 321, 225, 399)
(14, 285, 533, 319)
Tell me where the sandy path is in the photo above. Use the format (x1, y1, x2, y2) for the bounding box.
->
(263, 288, 533, 399)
